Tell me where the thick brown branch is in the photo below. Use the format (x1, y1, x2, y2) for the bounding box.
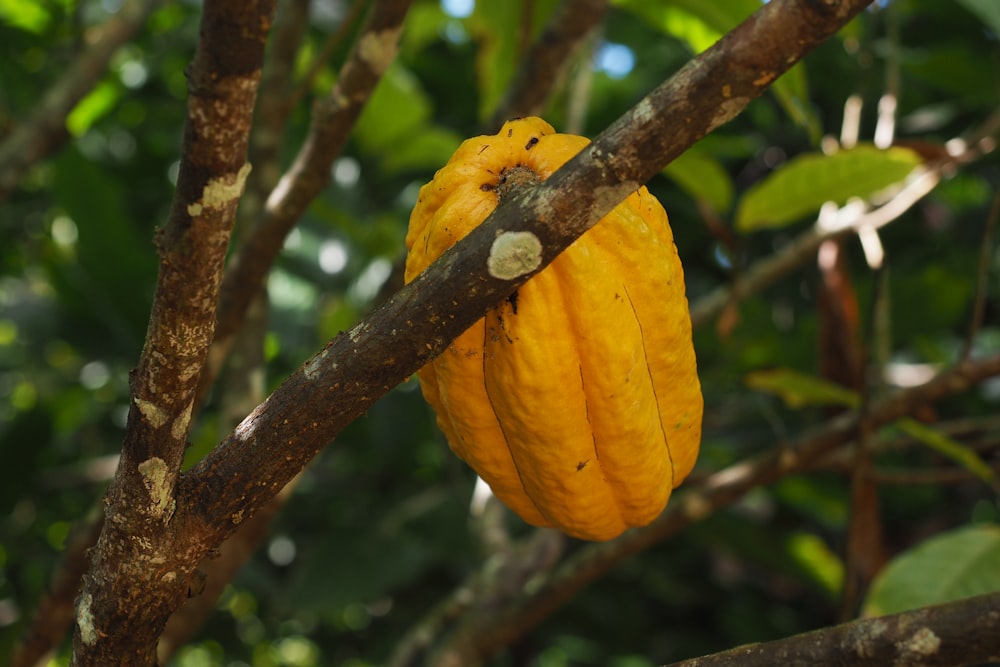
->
(665, 591, 1000, 667)
(421, 354, 1000, 665)
(0, 0, 160, 201)
(201, 0, 413, 404)
(487, 0, 609, 130)
(71, 0, 276, 663)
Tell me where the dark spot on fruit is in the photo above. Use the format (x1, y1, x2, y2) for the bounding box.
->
(525, 136, 539, 150)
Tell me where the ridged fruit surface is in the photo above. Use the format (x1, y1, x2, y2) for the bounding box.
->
(405, 117, 702, 541)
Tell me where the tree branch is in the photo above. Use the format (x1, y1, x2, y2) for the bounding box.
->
(0, 0, 160, 201)
(487, 0, 609, 130)
(200, 0, 413, 405)
(71, 0, 276, 663)
(665, 591, 1000, 667)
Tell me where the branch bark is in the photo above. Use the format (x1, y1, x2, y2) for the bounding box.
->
(665, 591, 1000, 667)
(71, 0, 276, 663)
(201, 0, 413, 405)
(486, 0, 610, 129)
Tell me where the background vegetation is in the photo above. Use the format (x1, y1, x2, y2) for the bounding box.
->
(2, 0, 999, 665)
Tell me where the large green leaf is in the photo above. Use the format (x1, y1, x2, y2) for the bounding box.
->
(662, 147, 734, 213)
(863, 524, 1000, 616)
(735, 144, 923, 232)
(955, 0, 1000, 36)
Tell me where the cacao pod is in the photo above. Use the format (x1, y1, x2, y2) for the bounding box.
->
(405, 117, 702, 541)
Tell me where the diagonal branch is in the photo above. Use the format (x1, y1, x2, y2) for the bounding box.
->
(664, 590, 1000, 666)
(0, 0, 160, 201)
(176, 0, 875, 592)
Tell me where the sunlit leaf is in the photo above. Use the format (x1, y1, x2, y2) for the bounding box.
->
(787, 531, 844, 598)
(744, 368, 858, 408)
(863, 524, 1000, 616)
(67, 80, 121, 136)
(735, 144, 923, 232)
(895, 418, 997, 487)
(0, 0, 50, 32)
(663, 147, 734, 213)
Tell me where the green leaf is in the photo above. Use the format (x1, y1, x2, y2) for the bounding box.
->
(67, 80, 121, 136)
(663, 147, 734, 213)
(355, 65, 432, 155)
(735, 145, 923, 232)
(0, 0, 50, 32)
(863, 524, 1000, 616)
(744, 368, 859, 408)
(894, 418, 997, 487)
(955, 0, 1000, 36)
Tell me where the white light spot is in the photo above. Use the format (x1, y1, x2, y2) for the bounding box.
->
(268, 535, 297, 566)
(350, 257, 393, 302)
(51, 215, 78, 247)
(79, 361, 110, 390)
(119, 60, 148, 89)
(595, 42, 635, 79)
(333, 157, 360, 188)
(441, 0, 473, 18)
(319, 239, 348, 274)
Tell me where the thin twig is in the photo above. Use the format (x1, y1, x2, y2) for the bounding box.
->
(961, 188, 1000, 361)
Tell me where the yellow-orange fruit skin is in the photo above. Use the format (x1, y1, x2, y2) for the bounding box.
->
(405, 117, 702, 541)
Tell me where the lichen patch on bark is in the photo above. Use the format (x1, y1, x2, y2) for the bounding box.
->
(138, 457, 176, 521)
(134, 397, 169, 428)
(76, 592, 97, 645)
(358, 27, 402, 76)
(487, 231, 543, 280)
(186, 162, 252, 217)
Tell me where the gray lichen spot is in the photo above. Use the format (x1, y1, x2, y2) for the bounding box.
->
(134, 397, 169, 428)
(487, 231, 543, 280)
(358, 27, 403, 76)
(898, 627, 941, 657)
(708, 97, 751, 134)
(77, 592, 97, 645)
(632, 97, 655, 125)
(138, 457, 176, 521)
(304, 349, 328, 381)
(186, 162, 252, 217)
(171, 401, 193, 442)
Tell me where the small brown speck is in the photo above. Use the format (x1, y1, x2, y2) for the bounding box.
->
(525, 136, 539, 150)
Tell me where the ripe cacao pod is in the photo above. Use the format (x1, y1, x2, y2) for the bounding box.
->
(405, 117, 702, 541)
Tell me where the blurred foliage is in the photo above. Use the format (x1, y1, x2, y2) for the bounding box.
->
(2, 0, 1000, 665)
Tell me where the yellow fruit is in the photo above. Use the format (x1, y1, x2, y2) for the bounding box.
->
(405, 117, 702, 541)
